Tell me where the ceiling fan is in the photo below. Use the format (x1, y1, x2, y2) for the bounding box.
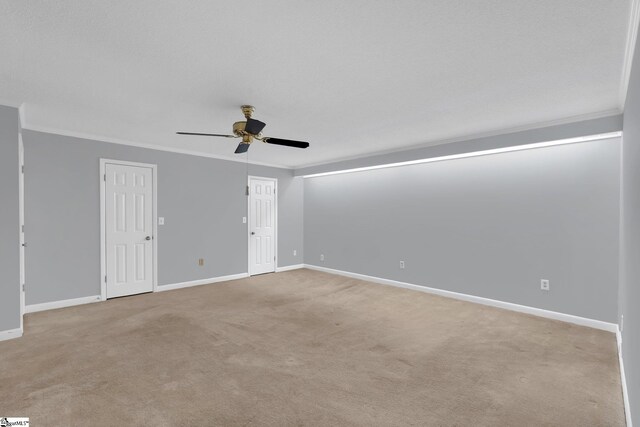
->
(177, 105, 310, 154)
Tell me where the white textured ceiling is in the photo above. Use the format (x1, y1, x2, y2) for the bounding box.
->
(0, 1, 634, 168)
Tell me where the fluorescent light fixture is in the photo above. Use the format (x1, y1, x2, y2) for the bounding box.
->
(302, 131, 622, 178)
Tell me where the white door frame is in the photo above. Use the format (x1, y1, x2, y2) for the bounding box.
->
(100, 159, 158, 300)
(18, 132, 25, 330)
(247, 175, 278, 275)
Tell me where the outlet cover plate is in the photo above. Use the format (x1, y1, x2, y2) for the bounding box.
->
(540, 279, 550, 291)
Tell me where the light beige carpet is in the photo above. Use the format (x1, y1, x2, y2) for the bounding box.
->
(0, 269, 625, 426)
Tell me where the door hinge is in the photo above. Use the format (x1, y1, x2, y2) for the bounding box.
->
(22, 283, 25, 292)
(246, 185, 250, 196)
(21, 224, 24, 233)
(105, 275, 107, 283)
(21, 165, 24, 174)
(104, 174, 106, 181)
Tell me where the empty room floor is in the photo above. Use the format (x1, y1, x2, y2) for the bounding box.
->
(0, 269, 625, 425)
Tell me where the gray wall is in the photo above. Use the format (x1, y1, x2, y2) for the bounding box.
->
(23, 130, 303, 305)
(0, 105, 20, 331)
(295, 115, 623, 176)
(620, 23, 640, 422)
(304, 138, 621, 323)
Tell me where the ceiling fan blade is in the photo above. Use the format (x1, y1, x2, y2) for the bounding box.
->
(234, 142, 251, 154)
(176, 132, 237, 138)
(263, 137, 310, 149)
(244, 118, 266, 135)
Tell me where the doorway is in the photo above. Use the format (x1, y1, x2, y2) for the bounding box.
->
(100, 159, 157, 299)
(248, 176, 277, 275)
(19, 132, 25, 329)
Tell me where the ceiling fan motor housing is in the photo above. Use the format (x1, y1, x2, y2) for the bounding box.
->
(233, 121, 252, 143)
(233, 121, 246, 135)
(233, 116, 267, 143)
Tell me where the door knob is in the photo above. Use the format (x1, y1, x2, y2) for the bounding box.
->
(251, 232, 255, 235)
(145, 236, 151, 241)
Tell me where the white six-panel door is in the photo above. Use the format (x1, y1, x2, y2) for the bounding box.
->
(249, 177, 276, 275)
(105, 163, 154, 298)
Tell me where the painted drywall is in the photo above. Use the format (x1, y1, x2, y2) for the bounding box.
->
(304, 138, 621, 323)
(620, 21, 640, 423)
(22, 130, 303, 305)
(295, 115, 622, 176)
(0, 105, 21, 331)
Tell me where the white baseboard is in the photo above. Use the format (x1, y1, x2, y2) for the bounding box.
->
(25, 295, 101, 314)
(303, 264, 618, 333)
(24, 274, 251, 313)
(617, 328, 633, 427)
(276, 264, 304, 273)
(157, 272, 249, 292)
(0, 327, 23, 342)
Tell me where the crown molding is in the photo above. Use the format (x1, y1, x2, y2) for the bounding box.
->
(295, 108, 622, 170)
(21, 123, 290, 170)
(620, 0, 640, 109)
(301, 132, 622, 178)
(0, 99, 21, 108)
(12, 105, 623, 172)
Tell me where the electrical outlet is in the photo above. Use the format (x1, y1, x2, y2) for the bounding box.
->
(540, 279, 550, 291)
(158, 217, 165, 225)
(242, 217, 246, 224)
(399, 261, 405, 269)
(293, 249, 297, 256)
(198, 258, 204, 266)
(320, 254, 324, 261)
